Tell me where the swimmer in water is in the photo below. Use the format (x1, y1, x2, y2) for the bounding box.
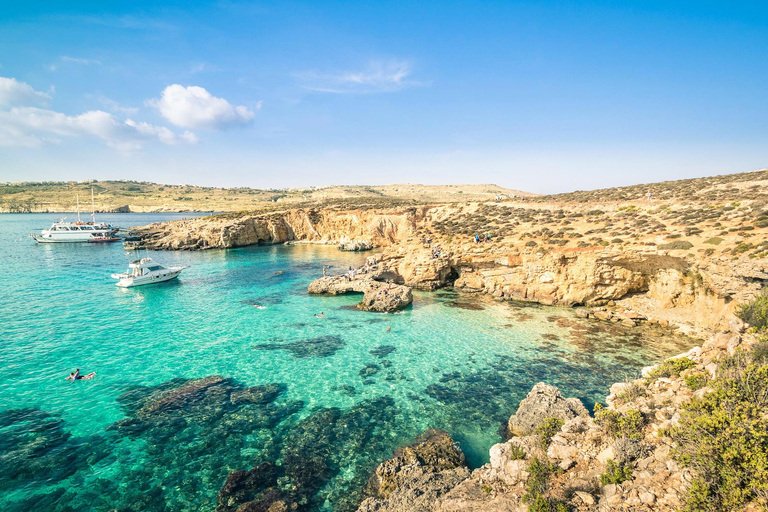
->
(253, 304, 265, 309)
(66, 369, 96, 381)
(386, 326, 391, 332)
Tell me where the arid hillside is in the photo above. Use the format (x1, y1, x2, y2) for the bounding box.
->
(0, 180, 533, 213)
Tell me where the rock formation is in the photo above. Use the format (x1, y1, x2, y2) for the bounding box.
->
(507, 382, 590, 437)
(357, 429, 470, 512)
(354, 323, 761, 512)
(307, 275, 413, 312)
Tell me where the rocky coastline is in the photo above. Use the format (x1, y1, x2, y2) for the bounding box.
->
(348, 319, 760, 512)
(123, 172, 768, 511)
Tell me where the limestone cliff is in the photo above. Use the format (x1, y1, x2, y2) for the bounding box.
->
(132, 207, 422, 250)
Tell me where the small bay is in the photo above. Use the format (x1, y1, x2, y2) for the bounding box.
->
(0, 213, 696, 511)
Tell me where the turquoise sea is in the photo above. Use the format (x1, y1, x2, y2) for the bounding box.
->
(0, 213, 697, 511)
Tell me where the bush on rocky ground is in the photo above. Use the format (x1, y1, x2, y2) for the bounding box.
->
(644, 357, 696, 382)
(535, 417, 564, 450)
(593, 405, 645, 440)
(736, 288, 768, 332)
(670, 293, 768, 511)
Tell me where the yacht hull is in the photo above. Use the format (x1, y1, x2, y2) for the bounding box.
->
(115, 269, 183, 287)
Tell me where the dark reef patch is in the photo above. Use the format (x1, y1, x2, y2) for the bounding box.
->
(443, 301, 485, 311)
(359, 363, 381, 378)
(369, 345, 396, 358)
(254, 335, 345, 358)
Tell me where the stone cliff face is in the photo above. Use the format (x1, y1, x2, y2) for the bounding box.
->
(368, 244, 766, 333)
(135, 205, 768, 333)
(133, 207, 422, 250)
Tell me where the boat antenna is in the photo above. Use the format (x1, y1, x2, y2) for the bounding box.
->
(91, 187, 96, 224)
(76, 194, 81, 223)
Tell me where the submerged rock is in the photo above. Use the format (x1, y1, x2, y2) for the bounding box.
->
(253, 335, 346, 358)
(216, 462, 290, 512)
(358, 429, 469, 512)
(507, 382, 589, 436)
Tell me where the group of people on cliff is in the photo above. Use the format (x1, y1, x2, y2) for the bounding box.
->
(474, 233, 492, 243)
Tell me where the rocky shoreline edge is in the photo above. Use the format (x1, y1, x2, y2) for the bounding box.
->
(210, 319, 754, 512)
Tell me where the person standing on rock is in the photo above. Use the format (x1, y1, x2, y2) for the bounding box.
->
(323, 266, 327, 277)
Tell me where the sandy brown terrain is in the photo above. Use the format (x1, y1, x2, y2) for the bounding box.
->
(0, 180, 534, 213)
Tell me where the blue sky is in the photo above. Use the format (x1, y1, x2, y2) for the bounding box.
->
(0, 1, 766, 193)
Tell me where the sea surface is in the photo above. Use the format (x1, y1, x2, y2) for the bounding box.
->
(0, 213, 697, 511)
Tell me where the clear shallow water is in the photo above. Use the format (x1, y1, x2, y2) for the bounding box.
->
(0, 213, 697, 511)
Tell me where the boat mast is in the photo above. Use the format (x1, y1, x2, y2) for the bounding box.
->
(91, 188, 96, 224)
(76, 194, 81, 223)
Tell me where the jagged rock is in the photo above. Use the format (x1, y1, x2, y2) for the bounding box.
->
(357, 429, 469, 512)
(308, 275, 412, 312)
(339, 240, 374, 251)
(507, 382, 589, 436)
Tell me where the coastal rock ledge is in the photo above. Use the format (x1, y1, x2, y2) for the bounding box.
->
(308, 275, 413, 312)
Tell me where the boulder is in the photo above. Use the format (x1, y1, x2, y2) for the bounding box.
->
(358, 285, 413, 312)
(308, 275, 413, 312)
(358, 429, 469, 512)
(339, 240, 374, 251)
(507, 382, 589, 437)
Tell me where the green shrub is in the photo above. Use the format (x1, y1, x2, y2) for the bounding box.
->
(509, 443, 526, 460)
(523, 457, 565, 509)
(599, 459, 633, 485)
(526, 240, 538, 247)
(644, 357, 696, 382)
(752, 342, 768, 364)
(525, 494, 571, 512)
(736, 289, 768, 332)
(683, 373, 708, 391)
(535, 417, 565, 450)
(614, 381, 647, 405)
(704, 237, 723, 245)
(670, 351, 768, 511)
(594, 405, 645, 440)
(658, 240, 694, 250)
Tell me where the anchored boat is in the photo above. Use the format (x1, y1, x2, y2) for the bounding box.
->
(111, 258, 187, 287)
(30, 189, 118, 243)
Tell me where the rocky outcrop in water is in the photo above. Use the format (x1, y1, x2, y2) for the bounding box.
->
(507, 382, 590, 436)
(357, 429, 470, 512)
(308, 275, 413, 312)
(340, 240, 374, 251)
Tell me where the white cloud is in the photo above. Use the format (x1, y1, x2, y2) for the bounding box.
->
(0, 77, 51, 107)
(61, 56, 102, 66)
(147, 84, 255, 129)
(0, 77, 197, 152)
(0, 106, 197, 151)
(295, 60, 421, 94)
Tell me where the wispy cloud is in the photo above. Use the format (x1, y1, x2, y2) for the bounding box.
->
(294, 60, 423, 94)
(95, 95, 139, 115)
(79, 14, 177, 32)
(50, 56, 102, 72)
(61, 56, 102, 66)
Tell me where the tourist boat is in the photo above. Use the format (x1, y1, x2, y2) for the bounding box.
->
(111, 258, 187, 287)
(30, 190, 118, 243)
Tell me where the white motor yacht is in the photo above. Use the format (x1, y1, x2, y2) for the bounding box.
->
(30, 190, 118, 243)
(111, 258, 187, 287)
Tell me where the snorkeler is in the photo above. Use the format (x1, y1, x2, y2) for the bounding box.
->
(66, 369, 96, 381)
